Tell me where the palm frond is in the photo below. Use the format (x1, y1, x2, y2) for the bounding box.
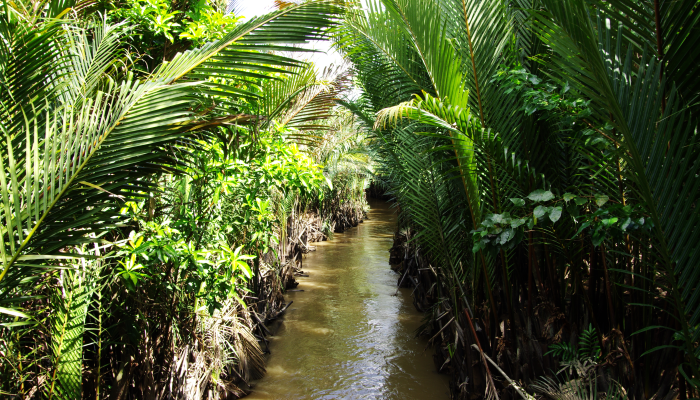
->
(538, 0, 700, 377)
(0, 0, 344, 288)
(46, 267, 93, 399)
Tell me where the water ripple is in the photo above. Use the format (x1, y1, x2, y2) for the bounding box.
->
(247, 201, 450, 400)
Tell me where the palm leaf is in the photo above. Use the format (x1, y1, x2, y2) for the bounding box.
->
(46, 267, 92, 399)
(537, 0, 700, 377)
(596, 0, 700, 113)
(0, 1, 343, 288)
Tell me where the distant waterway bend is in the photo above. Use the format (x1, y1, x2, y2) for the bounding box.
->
(247, 200, 451, 400)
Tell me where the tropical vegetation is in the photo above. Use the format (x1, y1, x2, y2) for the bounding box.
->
(0, 0, 366, 397)
(336, 0, 700, 398)
(2, 0, 700, 398)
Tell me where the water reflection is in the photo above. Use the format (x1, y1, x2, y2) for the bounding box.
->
(247, 200, 450, 400)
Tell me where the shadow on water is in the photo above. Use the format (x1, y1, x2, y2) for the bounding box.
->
(246, 200, 451, 400)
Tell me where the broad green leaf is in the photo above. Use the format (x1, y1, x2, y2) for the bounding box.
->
(491, 213, 509, 225)
(595, 194, 609, 207)
(549, 206, 563, 223)
(511, 218, 527, 229)
(592, 228, 606, 246)
(499, 229, 513, 245)
(527, 218, 535, 230)
(510, 198, 526, 207)
(534, 205, 548, 219)
(237, 261, 253, 279)
(602, 217, 618, 227)
(528, 189, 555, 202)
(621, 217, 632, 230)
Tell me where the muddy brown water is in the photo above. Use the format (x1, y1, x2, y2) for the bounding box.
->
(247, 200, 450, 400)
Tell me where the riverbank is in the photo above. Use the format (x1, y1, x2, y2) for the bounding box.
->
(185, 201, 369, 399)
(388, 228, 490, 400)
(245, 200, 450, 399)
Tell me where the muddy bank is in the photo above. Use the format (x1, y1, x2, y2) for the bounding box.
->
(388, 228, 494, 399)
(388, 226, 611, 400)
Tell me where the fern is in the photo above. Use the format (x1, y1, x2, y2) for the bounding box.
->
(578, 324, 601, 362)
(545, 341, 577, 362)
(545, 324, 600, 363)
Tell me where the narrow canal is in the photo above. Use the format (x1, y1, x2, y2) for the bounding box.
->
(247, 200, 450, 400)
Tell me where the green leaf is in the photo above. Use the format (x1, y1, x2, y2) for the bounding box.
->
(592, 228, 606, 246)
(595, 194, 610, 207)
(499, 229, 514, 245)
(573, 221, 591, 238)
(574, 197, 588, 205)
(631, 325, 677, 336)
(549, 206, 563, 223)
(563, 192, 576, 202)
(534, 205, 548, 219)
(511, 218, 527, 229)
(48, 270, 92, 399)
(621, 217, 632, 230)
(491, 213, 509, 225)
(1, 321, 38, 327)
(602, 217, 618, 227)
(528, 189, 555, 202)
(641, 344, 682, 358)
(510, 198, 526, 207)
(237, 261, 253, 279)
(0, 306, 33, 319)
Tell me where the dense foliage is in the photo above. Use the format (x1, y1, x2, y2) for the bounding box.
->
(0, 0, 366, 398)
(337, 0, 700, 398)
(3, 0, 699, 398)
